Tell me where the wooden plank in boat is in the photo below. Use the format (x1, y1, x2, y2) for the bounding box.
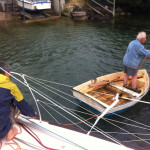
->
(81, 74, 143, 94)
(110, 82, 140, 97)
(88, 89, 129, 106)
(85, 93, 109, 108)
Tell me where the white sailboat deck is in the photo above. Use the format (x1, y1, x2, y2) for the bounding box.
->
(1, 116, 133, 150)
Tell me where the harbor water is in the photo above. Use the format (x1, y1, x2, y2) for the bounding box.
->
(1, 16, 150, 149)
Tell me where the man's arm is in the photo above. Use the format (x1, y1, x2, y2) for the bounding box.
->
(13, 99, 36, 117)
(11, 83, 36, 117)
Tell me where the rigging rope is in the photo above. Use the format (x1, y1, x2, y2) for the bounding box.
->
(113, 113, 150, 129)
(1, 69, 146, 148)
(16, 73, 150, 146)
(3, 121, 25, 150)
(38, 99, 94, 116)
(38, 98, 122, 146)
(38, 101, 89, 132)
(25, 74, 97, 117)
(38, 100, 100, 126)
(0, 141, 2, 150)
(12, 72, 96, 127)
(63, 113, 101, 126)
(102, 117, 150, 145)
(105, 132, 150, 136)
(38, 99, 125, 146)
(104, 118, 150, 131)
(25, 75, 73, 88)
(19, 77, 101, 133)
(26, 75, 74, 98)
(14, 137, 48, 150)
(38, 102, 60, 124)
(37, 101, 124, 147)
(17, 122, 58, 150)
(123, 138, 150, 143)
(5, 139, 27, 150)
(6, 70, 97, 134)
(22, 76, 104, 129)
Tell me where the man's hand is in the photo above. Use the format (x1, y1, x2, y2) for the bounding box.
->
(31, 112, 37, 119)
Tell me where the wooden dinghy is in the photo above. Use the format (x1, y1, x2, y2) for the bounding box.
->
(72, 69, 149, 116)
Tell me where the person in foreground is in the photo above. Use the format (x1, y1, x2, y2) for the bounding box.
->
(0, 61, 36, 142)
(123, 31, 150, 93)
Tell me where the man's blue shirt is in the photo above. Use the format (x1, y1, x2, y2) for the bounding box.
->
(123, 39, 150, 69)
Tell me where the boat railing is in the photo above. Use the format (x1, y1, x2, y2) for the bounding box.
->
(32, 0, 50, 3)
(24, 0, 50, 3)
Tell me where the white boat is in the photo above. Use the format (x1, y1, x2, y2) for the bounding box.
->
(16, 0, 51, 11)
(1, 115, 135, 150)
(72, 69, 149, 116)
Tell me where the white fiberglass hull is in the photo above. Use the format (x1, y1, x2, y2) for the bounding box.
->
(1, 115, 134, 150)
(17, 0, 51, 10)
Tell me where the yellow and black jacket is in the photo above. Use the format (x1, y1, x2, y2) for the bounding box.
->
(0, 74, 35, 139)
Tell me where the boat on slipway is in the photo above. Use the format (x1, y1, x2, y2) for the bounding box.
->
(72, 69, 149, 116)
(0, 70, 148, 150)
(16, 0, 51, 11)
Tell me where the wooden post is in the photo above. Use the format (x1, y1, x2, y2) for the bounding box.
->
(6, 0, 8, 12)
(113, 0, 115, 17)
(59, 0, 61, 17)
(11, 0, 14, 15)
(22, 0, 25, 20)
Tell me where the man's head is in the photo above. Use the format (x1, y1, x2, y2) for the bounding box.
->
(0, 62, 11, 76)
(136, 31, 147, 44)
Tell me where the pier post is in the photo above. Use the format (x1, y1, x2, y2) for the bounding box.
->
(59, 0, 61, 16)
(53, 0, 65, 15)
(11, 0, 14, 15)
(113, 0, 115, 17)
(22, 0, 25, 20)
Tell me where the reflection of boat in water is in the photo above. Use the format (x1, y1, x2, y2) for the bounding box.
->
(72, 69, 149, 116)
(16, 0, 51, 11)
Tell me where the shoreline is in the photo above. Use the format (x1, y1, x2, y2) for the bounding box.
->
(0, 12, 17, 21)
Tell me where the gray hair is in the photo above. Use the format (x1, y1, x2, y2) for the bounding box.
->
(136, 32, 146, 40)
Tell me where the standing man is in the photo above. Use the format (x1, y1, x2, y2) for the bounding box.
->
(0, 61, 36, 141)
(123, 31, 150, 93)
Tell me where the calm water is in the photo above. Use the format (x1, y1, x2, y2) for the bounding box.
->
(1, 16, 150, 149)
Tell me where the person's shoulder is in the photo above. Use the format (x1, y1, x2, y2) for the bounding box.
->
(131, 39, 138, 43)
(128, 40, 136, 46)
(129, 40, 135, 44)
(8, 80, 18, 88)
(131, 39, 142, 46)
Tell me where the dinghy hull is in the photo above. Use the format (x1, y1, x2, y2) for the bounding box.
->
(72, 70, 149, 116)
